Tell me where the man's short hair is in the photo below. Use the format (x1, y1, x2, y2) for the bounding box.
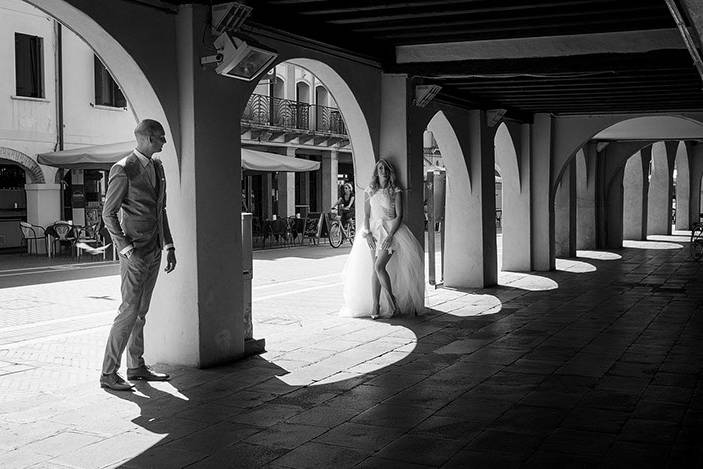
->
(134, 119, 164, 138)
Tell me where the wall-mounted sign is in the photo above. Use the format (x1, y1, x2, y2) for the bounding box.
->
(71, 184, 85, 209)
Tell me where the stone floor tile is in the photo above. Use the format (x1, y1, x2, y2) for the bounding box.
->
(603, 441, 670, 468)
(187, 441, 290, 469)
(560, 407, 630, 434)
(0, 449, 52, 468)
(120, 447, 206, 469)
(489, 405, 567, 435)
(269, 441, 369, 469)
(51, 430, 162, 469)
(158, 421, 262, 455)
(243, 422, 327, 450)
(580, 389, 640, 412)
(520, 389, 582, 409)
(313, 422, 403, 451)
(285, 404, 361, 428)
(538, 428, 615, 456)
(408, 414, 483, 442)
(19, 430, 103, 457)
(350, 403, 434, 430)
(442, 449, 523, 469)
(375, 434, 466, 467)
(618, 418, 680, 445)
(229, 404, 305, 427)
(633, 400, 687, 423)
(523, 451, 601, 469)
(435, 395, 512, 423)
(641, 384, 694, 405)
(355, 456, 433, 468)
(466, 430, 542, 459)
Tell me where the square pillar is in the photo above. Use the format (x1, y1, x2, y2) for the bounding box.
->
(555, 159, 576, 257)
(321, 150, 338, 212)
(146, 4, 244, 368)
(262, 174, 274, 219)
(530, 113, 555, 271)
(379, 73, 424, 242)
(577, 144, 597, 249)
(689, 142, 703, 225)
(623, 150, 646, 240)
(25, 183, 61, 254)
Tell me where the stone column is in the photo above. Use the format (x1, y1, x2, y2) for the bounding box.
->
(606, 166, 625, 248)
(531, 113, 554, 271)
(275, 148, 296, 218)
(321, 150, 338, 212)
(639, 148, 652, 239)
(262, 174, 274, 219)
(623, 151, 644, 240)
(688, 142, 703, 225)
(647, 141, 673, 235)
(146, 5, 244, 367)
(576, 144, 597, 249)
(25, 183, 61, 254)
(555, 159, 576, 257)
(379, 73, 424, 243)
(468, 110, 498, 285)
(71, 169, 85, 226)
(674, 141, 690, 230)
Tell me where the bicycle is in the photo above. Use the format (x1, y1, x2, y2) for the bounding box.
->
(328, 210, 355, 248)
(690, 215, 703, 260)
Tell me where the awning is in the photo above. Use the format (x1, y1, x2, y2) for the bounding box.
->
(38, 142, 321, 173)
(241, 148, 319, 173)
(37, 141, 135, 170)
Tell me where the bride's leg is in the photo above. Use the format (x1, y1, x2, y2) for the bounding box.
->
(374, 250, 399, 316)
(370, 251, 381, 318)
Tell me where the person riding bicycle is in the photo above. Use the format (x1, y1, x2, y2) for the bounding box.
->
(333, 183, 355, 229)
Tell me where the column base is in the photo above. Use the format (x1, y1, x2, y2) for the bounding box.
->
(244, 337, 266, 357)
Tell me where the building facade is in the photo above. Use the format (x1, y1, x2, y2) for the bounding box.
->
(0, 0, 135, 251)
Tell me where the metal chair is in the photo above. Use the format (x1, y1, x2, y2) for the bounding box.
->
(76, 222, 112, 260)
(19, 221, 47, 255)
(47, 222, 77, 258)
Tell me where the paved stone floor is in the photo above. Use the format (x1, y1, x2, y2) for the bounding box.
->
(0, 234, 702, 468)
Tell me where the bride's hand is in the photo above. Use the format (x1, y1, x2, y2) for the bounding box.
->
(381, 234, 393, 251)
(366, 233, 376, 250)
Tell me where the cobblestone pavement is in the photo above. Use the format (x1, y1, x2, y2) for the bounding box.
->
(0, 235, 702, 468)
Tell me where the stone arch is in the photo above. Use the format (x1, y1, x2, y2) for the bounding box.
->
(281, 58, 376, 217)
(424, 110, 479, 286)
(495, 122, 528, 270)
(553, 115, 703, 194)
(22, 0, 177, 175)
(0, 148, 45, 183)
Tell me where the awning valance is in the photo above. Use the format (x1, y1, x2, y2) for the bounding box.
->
(37, 142, 321, 173)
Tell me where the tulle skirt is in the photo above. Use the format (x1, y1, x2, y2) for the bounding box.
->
(341, 222, 425, 318)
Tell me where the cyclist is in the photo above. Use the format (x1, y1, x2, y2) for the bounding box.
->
(333, 182, 355, 229)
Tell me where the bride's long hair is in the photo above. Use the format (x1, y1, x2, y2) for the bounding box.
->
(368, 158, 399, 193)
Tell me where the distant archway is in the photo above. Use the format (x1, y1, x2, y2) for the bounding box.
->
(0, 148, 44, 183)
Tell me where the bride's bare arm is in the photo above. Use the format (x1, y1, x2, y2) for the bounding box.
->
(363, 191, 376, 250)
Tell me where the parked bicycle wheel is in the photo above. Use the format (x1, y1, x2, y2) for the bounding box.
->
(328, 221, 343, 248)
(691, 222, 703, 260)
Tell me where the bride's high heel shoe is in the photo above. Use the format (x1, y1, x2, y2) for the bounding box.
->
(370, 305, 380, 320)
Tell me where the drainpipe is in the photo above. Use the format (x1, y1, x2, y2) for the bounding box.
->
(54, 20, 64, 152)
(54, 20, 65, 218)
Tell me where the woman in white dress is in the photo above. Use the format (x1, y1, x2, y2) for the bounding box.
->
(341, 159, 424, 319)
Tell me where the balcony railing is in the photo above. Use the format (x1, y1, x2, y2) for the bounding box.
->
(242, 93, 347, 136)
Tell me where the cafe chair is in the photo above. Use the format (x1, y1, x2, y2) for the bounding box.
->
(76, 222, 111, 261)
(19, 221, 47, 255)
(47, 222, 77, 258)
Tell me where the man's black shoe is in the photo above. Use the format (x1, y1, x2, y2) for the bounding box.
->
(127, 365, 170, 381)
(100, 372, 134, 391)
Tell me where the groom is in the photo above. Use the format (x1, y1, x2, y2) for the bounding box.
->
(100, 119, 177, 391)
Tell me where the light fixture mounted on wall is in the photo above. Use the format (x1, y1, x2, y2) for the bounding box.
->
(200, 2, 278, 82)
(413, 84, 442, 108)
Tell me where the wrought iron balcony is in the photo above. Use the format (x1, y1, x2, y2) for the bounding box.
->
(242, 93, 347, 136)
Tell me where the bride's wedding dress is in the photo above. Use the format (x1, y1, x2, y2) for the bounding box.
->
(341, 187, 425, 318)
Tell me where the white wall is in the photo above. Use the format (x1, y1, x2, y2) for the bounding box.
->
(0, 0, 57, 160)
(61, 28, 136, 148)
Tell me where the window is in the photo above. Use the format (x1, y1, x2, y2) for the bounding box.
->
(94, 56, 126, 108)
(15, 33, 44, 98)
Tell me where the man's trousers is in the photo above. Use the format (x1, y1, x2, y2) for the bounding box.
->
(102, 242, 162, 375)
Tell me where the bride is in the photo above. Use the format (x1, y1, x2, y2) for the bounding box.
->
(341, 159, 425, 319)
